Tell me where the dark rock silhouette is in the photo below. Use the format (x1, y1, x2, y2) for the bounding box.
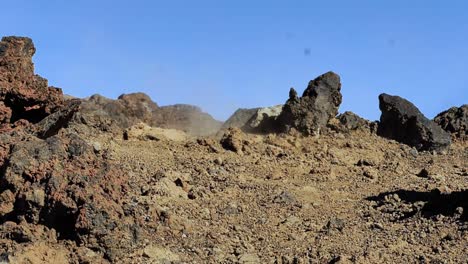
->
(377, 93, 451, 151)
(277, 71, 342, 135)
(434, 104, 467, 139)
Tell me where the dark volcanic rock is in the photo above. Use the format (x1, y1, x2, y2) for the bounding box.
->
(0, 36, 63, 125)
(377, 93, 451, 151)
(0, 36, 137, 261)
(277, 72, 342, 135)
(338, 111, 368, 130)
(434, 105, 467, 139)
(0, 116, 135, 261)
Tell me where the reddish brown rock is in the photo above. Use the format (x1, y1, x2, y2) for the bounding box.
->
(0, 36, 63, 125)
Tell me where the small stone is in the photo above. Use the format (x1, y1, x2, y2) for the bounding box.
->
(409, 148, 418, 157)
(214, 157, 223, 165)
(363, 168, 378, 180)
(371, 222, 384, 230)
(92, 142, 102, 153)
(325, 218, 345, 232)
(273, 191, 296, 204)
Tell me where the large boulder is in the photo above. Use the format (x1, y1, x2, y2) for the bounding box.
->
(222, 105, 283, 134)
(377, 93, 451, 151)
(222, 108, 260, 131)
(434, 104, 467, 139)
(0, 36, 63, 125)
(277, 71, 342, 135)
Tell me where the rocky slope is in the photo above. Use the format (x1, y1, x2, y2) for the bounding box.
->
(80, 93, 222, 137)
(0, 36, 466, 263)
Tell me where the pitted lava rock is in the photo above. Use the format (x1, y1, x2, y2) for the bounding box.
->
(0, 36, 63, 126)
(377, 93, 451, 151)
(434, 104, 467, 139)
(277, 71, 342, 135)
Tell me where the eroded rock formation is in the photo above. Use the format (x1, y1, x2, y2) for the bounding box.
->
(0, 36, 63, 127)
(377, 93, 451, 151)
(434, 104, 467, 139)
(277, 71, 342, 135)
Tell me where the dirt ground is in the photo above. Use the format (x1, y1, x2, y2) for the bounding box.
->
(1, 125, 467, 263)
(14, 125, 463, 264)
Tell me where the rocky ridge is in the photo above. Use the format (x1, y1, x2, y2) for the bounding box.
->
(0, 36, 466, 263)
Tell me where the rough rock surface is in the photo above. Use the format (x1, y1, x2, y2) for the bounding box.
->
(434, 104, 467, 139)
(0, 36, 63, 126)
(82, 93, 158, 128)
(328, 111, 378, 133)
(377, 93, 451, 151)
(277, 71, 342, 135)
(1, 36, 467, 263)
(222, 108, 260, 130)
(222, 105, 283, 133)
(81, 95, 221, 136)
(152, 104, 222, 136)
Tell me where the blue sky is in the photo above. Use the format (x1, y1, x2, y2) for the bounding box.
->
(1, 0, 467, 121)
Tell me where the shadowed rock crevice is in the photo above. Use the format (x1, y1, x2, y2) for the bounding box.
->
(367, 189, 468, 221)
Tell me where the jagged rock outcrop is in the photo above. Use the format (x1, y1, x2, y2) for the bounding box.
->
(434, 105, 467, 139)
(377, 93, 451, 151)
(0, 36, 63, 126)
(0, 128, 135, 260)
(222, 105, 283, 134)
(0, 37, 137, 261)
(277, 72, 342, 135)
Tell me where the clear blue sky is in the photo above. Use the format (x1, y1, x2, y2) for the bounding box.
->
(1, 0, 467, 121)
